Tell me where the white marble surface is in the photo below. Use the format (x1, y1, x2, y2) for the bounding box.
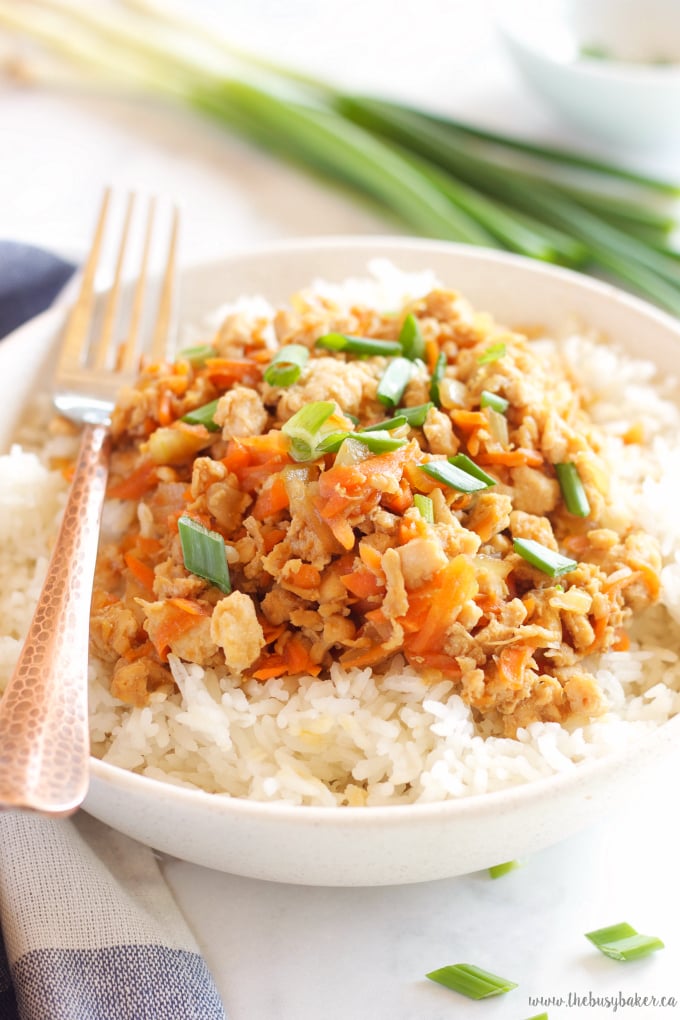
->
(1, 2, 679, 1017)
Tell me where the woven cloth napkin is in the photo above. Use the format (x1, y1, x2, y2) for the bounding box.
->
(0, 241, 227, 1020)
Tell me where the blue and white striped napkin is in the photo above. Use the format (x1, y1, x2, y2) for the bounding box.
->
(0, 240, 227, 1020)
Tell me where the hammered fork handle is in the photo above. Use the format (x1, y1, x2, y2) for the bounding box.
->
(0, 422, 110, 815)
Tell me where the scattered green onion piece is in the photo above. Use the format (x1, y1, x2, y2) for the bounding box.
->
(420, 460, 489, 493)
(377, 356, 414, 407)
(585, 922, 664, 961)
(513, 538, 578, 578)
(429, 351, 447, 405)
(555, 461, 591, 517)
(177, 515, 231, 594)
(176, 343, 214, 367)
(318, 431, 408, 454)
(426, 963, 518, 999)
(181, 399, 221, 431)
(281, 400, 335, 461)
(263, 343, 309, 387)
(398, 402, 433, 427)
(448, 453, 496, 486)
(525, 1014, 549, 1020)
(315, 430, 353, 454)
(477, 342, 506, 365)
(398, 312, 426, 360)
(488, 860, 520, 879)
(414, 493, 434, 523)
(352, 433, 407, 454)
(361, 415, 409, 432)
(316, 332, 403, 356)
(480, 389, 509, 413)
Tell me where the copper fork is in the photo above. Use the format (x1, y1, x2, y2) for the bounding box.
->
(0, 189, 179, 816)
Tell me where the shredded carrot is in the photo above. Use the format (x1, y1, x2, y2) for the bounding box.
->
(476, 447, 544, 468)
(341, 567, 384, 600)
(622, 421, 645, 445)
(122, 639, 156, 663)
(148, 598, 210, 660)
(123, 552, 156, 592)
(252, 474, 290, 520)
(262, 527, 287, 553)
(107, 460, 158, 500)
(204, 357, 262, 388)
(287, 563, 322, 589)
(450, 409, 488, 430)
(612, 627, 631, 652)
(424, 338, 440, 374)
(402, 555, 478, 656)
(497, 644, 534, 689)
(358, 543, 383, 573)
(157, 390, 174, 427)
(627, 558, 661, 601)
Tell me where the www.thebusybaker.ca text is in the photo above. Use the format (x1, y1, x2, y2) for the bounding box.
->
(528, 991, 678, 1012)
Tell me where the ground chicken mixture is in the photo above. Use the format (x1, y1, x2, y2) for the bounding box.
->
(90, 285, 662, 737)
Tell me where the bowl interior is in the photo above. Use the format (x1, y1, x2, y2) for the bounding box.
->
(5, 237, 680, 884)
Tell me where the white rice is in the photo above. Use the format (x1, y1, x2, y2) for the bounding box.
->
(3, 263, 680, 807)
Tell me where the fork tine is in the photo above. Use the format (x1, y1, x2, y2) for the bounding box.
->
(57, 186, 111, 373)
(149, 203, 180, 363)
(115, 195, 156, 374)
(92, 191, 135, 371)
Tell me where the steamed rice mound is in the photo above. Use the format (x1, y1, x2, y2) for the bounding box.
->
(2, 264, 680, 806)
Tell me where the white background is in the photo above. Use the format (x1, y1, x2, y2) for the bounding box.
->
(1, 2, 679, 1018)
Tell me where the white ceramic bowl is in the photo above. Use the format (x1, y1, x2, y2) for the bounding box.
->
(3, 237, 680, 886)
(497, 0, 680, 147)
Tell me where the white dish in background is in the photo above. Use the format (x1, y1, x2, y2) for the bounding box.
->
(496, 0, 680, 147)
(3, 236, 680, 887)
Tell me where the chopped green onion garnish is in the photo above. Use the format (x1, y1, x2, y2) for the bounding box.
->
(361, 415, 409, 432)
(177, 515, 231, 594)
(281, 400, 335, 461)
(488, 860, 520, 879)
(361, 402, 434, 432)
(398, 312, 426, 360)
(316, 333, 403, 357)
(263, 343, 309, 387)
(420, 460, 490, 493)
(477, 342, 506, 365)
(525, 1014, 549, 1020)
(181, 399, 221, 432)
(555, 461, 591, 517)
(176, 343, 214, 367)
(426, 963, 518, 999)
(319, 431, 408, 454)
(585, 922, 664, 961)
(513, 537, 578, 577)
(377, 356, 414, 407)
(448, 453, 496, 486)
(398, 402, 433, 427)
(480, 389, 509, 413)
(429, 351, 447, 405)
(414, 493, 434, 522)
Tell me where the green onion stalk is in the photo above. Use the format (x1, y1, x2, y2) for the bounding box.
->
(2, 0, 679, 310)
